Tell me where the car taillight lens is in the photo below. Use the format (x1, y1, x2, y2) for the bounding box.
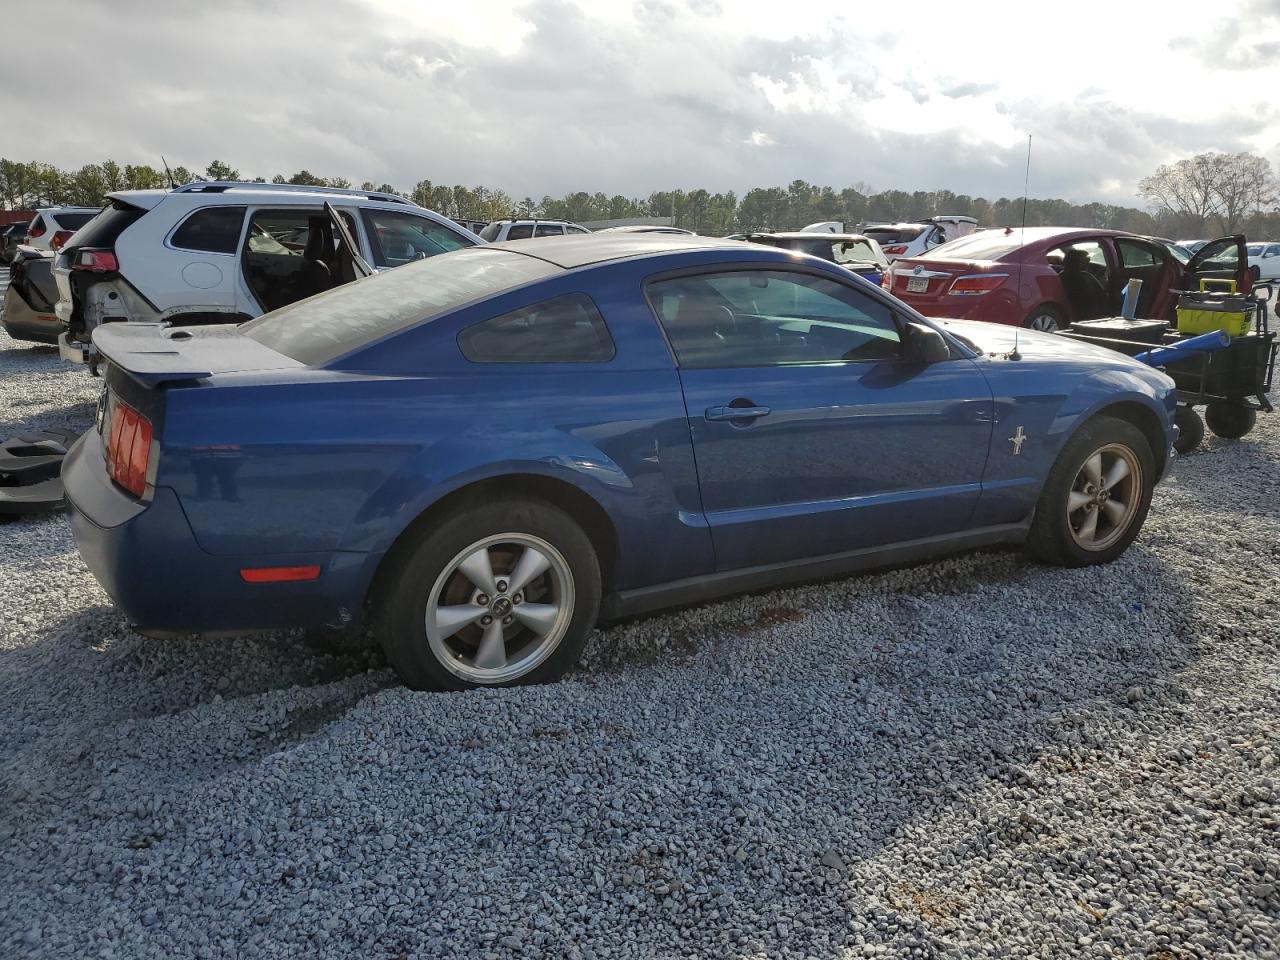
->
(106, 400, 153, 497)
(50, 230, 75, 251)
(949, 275, 1007, 296)
(881, 272, 891, 289)
(72, 249, 119, 272)
(884, 245, 908, 255)
(28, 223, 46, 239)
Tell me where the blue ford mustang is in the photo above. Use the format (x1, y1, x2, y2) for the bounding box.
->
(64, 234, 1177, 689)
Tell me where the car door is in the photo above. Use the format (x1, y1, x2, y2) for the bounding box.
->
(359, 207, 473, 270)
(647, 266, 994, 570)
(1183, 235, 1251, 294)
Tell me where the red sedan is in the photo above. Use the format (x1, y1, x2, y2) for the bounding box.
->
(886, 228, 1250, 331)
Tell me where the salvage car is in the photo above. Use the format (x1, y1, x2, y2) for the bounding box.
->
(1246, 242, 1280, 282)
(64, 234, 1177, 690)
(23, 206, 100, 253)
(745, 232, 889, 286)
(477, 218, 591, 241)
(1, 246, 61, 343)
(52, 182, 482, 366)
(887, 229, 1251, 331)
(863, 216, 980, 261)
(1, 221, 30, 265)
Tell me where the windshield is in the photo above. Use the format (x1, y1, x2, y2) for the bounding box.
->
(1167, 243, 1192, 265)
(242, 248, 558, 365)
(920, 231, 1022, 262)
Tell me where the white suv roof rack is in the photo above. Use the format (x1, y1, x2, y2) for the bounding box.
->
(170, 181, 413, 206)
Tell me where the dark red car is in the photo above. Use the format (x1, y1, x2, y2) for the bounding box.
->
(886, 228, 1251, 331)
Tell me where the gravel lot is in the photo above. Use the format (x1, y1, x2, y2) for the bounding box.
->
(0, 314, 1278, 959)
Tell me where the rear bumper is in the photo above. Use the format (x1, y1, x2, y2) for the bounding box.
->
(63, 431, 374, 633)
(1, 291, 61, 344)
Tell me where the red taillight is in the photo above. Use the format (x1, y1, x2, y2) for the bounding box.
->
(884, 245, 908, 255)
(881, 273, 891, 289)
(948, 274, 1008, 296)
(50, 230, 75, 251)
(28, 223, 46, 239)
(240, 566, 321, 584)
(72, 249, 119, 273)
(105, 400, 153, 497)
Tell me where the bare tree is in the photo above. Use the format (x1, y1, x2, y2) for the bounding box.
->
(1213, 152, 1277, 233)
(1139, 153, 1224, 235)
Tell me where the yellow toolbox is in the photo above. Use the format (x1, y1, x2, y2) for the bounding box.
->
(1175, 284, 1254, 336)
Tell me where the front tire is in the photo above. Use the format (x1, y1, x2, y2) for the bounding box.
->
(1027, 416, 1155, 567)
(376, 498, 601, 690)
(1204, 401, 1256, 439)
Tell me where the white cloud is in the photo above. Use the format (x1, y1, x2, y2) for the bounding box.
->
(1, 0, 1277, 205)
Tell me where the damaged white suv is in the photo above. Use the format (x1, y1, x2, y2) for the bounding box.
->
(53, 182, 482, 365)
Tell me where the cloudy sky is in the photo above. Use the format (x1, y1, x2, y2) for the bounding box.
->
(6, 0, 1280, 204)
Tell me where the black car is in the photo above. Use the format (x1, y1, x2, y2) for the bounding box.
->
(1, 221, 30, 266)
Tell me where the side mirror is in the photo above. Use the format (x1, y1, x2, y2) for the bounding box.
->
(905, 321, 951, 363)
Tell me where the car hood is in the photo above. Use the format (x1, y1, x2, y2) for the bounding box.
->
(936, 318, 1142, 365)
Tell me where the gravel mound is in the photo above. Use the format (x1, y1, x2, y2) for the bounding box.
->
(0, 322, 1277, 958)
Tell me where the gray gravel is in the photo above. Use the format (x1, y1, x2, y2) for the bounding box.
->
(1, 318, 1278, 959)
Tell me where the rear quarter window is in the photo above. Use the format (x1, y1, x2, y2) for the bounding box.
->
(458, 294, 614, 363)
(241, 248, 559, 365)
(170, 206, 246, 254)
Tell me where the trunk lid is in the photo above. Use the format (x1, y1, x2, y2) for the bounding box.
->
(93, 322, 303, 387)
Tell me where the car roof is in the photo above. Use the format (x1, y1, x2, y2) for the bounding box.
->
(487, 232, 760, 269)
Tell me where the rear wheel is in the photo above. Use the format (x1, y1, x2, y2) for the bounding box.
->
(1173, 405, 1204, 454)
(1027, 416, 1154, 566)
(376, 498, 600, 690)
(1251, 265, 1261, 283)
(1024, 307, 1064, 333)
(1204, 401, 1256, 439)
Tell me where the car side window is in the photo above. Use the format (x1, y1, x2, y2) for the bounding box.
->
(1116, 240, 1161, 269)
(566, 225, 590, 235)
(533, 224, 565, 237)
(649, 270, 902, 369)
(458, 293, 615, 363)
(1265, 245, 1280, 258)
(506, 224, 534, 241)
(361, 210, 470, 268)
(170, 206, 246, 254)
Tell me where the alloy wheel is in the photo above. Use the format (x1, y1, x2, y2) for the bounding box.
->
(1066, 442, 1143, 551)
(1026, 312, 1059, 333)
(424, 533, 575, 684)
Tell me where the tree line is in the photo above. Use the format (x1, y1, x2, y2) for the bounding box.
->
(3, 153, 1277, 239)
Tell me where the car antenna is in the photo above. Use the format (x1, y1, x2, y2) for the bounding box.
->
(1008, 134, 1032, 361)
(161, 155, 176, 190)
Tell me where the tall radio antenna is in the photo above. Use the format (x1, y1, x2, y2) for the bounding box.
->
(1009, 134, 1032, 361)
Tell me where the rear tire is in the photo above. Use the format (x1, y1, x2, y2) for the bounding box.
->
(1173, 405, 1204, 454)
(376, 498, 600, 690)
(1251, 265, 1261, 283)
(1024, 307, 1064, 333)
(1027, 416, 1155, 567)
(1204, 401, 1256, 439)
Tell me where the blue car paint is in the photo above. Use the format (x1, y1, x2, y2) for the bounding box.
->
(64, 237, 1178, 635)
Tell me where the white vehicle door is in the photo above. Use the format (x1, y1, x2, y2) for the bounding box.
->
(132, 204, 248, 318)
(1262, 244, 1280, 280)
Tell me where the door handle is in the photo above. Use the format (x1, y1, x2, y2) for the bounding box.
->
(705, 403, 771, 422)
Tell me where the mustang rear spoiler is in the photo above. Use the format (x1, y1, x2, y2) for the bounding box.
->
(91, 322, 303, 387)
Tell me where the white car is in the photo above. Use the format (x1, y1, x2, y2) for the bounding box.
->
(1246, 242, 1280, 282)
(23, 207, 100, 253)
(53, 182, 481, 364)
(863, 216, 980, 262)
(477, 219, 590, 241)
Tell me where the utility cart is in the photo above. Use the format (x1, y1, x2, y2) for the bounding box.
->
(1059, 283, 1276, 454)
